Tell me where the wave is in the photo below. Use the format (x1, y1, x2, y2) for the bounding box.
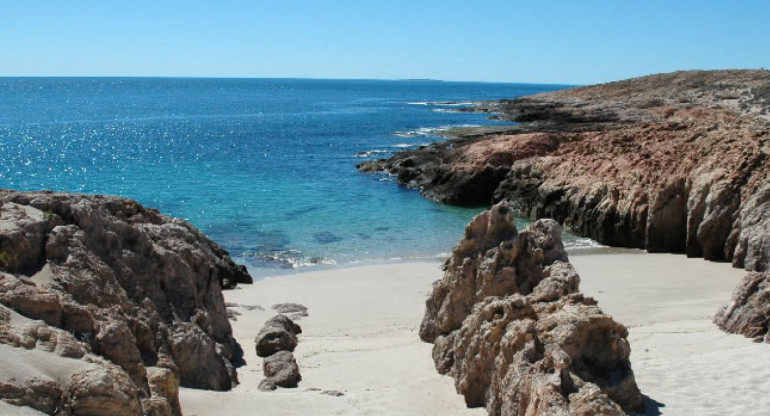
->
(392, 142, 430, 148)
(240, 249, 336, 270)
(406, 101, 479, 107)
(563, 237, 605, 250)
(352, 149, 391, 158)
(392, 124, 481, 138)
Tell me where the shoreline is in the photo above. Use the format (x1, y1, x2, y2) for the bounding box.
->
(180, 250, 770, 416)
(244, 241, 616, 281)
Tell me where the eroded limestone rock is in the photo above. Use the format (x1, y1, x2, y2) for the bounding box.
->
(420, 202, 644, 416)
(0, 190, 252, 415)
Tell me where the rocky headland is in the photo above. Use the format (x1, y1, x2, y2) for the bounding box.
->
(0, 190, 252, 415)
(420, 202, 643, 415)
(359, 70, 770, 273)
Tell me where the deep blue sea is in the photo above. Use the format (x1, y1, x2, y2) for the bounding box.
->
(0, 78, 585, 278)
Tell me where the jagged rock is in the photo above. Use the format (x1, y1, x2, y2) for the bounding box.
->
(0, 304, 87, 358)
(731, 181, 770, 272)
(142, 367, 182, 416)
(715, 272, 770, 342)
(168, 323, 236, 390)
(421, 203, 643, 415)
(0, 375, 64, 415)
(68, 366, 143, 416)
(95, 321, 146, 386)
(0, 202, 49, 273)
(420, 204, 567, 342)
(0, 190, 253, 415)
(255, 315, 302, 358)
(263, 351, 301, 388)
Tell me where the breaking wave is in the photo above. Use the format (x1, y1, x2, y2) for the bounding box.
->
(392, 124, 480, 138)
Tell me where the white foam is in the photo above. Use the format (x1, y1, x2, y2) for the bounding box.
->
(392, 124, 481, 138)
(352, 149, 391, 158)
(393, 143, 425, 148)
(435, 102, 477, 107)
(563, 237, 605, 250)
(406, 101, 478, 107)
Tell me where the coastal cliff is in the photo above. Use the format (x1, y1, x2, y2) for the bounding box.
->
(358, 70, 770, 273)
(420, 202, 643, 415)
(0, 190, 252, 416)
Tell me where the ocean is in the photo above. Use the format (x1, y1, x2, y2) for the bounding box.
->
(0, 77, 586, 278)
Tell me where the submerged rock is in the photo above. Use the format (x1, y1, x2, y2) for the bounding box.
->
(0, 190, 252, 415)
(420, 202, 644, 415)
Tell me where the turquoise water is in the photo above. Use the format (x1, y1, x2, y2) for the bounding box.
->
(0, 78, 574, 278)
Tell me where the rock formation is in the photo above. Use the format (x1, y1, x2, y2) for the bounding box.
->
(420, 203, 644, 416)
(255, 314, 303, 390)
(0, 190, 252, 415)
(262, 351, 301, 389)
(359, 70, 770, 273)
(255, 314, 302, 358)
(715, 271, 770, 342)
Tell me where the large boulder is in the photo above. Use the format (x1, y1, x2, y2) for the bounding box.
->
(420, 202, 644, 415)
(0, 190, 252, 415)
(255, 314, 302, 358)
(262, 351, 301, 388)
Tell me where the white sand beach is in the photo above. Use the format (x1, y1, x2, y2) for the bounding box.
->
(180, 250, 770, 416)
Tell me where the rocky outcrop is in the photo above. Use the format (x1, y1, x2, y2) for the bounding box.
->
(359, 70, 770, 273)
(715, 272, 770, 342)
(0, 190, 252, 415)
(420, 203, 643, 416)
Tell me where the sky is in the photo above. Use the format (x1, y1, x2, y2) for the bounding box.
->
(1, 1, 768, 84)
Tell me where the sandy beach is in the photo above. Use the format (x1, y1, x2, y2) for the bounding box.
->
(178, 249, 770, 416)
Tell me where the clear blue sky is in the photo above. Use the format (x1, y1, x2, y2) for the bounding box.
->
(1, 1, 768, 84)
